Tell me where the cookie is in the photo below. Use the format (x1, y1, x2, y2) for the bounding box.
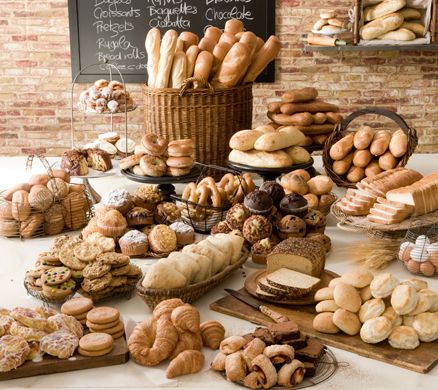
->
(37, 251, 61, 265)
(87, 307, 119, 325)
(79, 332, 113, 353)
(110, 263, 131, 276)
(86, 318, 120, 330)
(81, 273, 112, 293)
(26, 268, 45, 278)
(35, 278, 43, 287)
(82, 261, 111, 280)
(126, 264, 142, 278)
(74, 312, 88, 321)
(10, 307, 48, 331)
(86, 232, 116, 253)
(90, 321, 123, 335)
(59, 246, 87, 271)
(42, 279, 76, 300)
(41, 267, 72, 286)
(110, 329, 125, 339)
(74, 242, 103, 262)
(78, 345, 112, 357)
(40, 330, 79, 359)
(96, 252, 130, 267)
(109, 276, 128, 288)
(71, 269, 84, 280)
(61, 297, 93, 316)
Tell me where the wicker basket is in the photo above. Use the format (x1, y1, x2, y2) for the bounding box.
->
(323, 108, 418, 188)
(136, 248, 249, 309)
(142, 78, 253, 167)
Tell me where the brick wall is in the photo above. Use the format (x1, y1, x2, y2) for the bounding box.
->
(0, 0, 437, 156)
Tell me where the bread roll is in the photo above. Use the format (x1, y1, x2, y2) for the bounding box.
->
(377, 28, 416, 41)
(313, 19, 328, 31)
(155, 30, 178, 88)
(370, 130, 391, 156)
(333, 152, 354, 175)
(389, 129, 408, 157)
(273, 112, 314, 126)
(170, 51, 187, 89)
(313, 312, 339, 334)
(354, 126, 374, 149)
(313, 112, 327, 124)
(328, 18, 344, 27)
(333, 309, 361, 335)
(145, 28, 160, 88)
(229, 149, 293, 168)
(225, 19, 244, 35)
(285, 146, 311, 164)
(401, 22, 425, 37)
(281, 88, 318, 103)
(186, 45, 200, 79)
(211, 42, 232, 75)
(329, 133, 354, 161)
(333, 283, 361, 313)
(219, 32, 238, 47)
(353, 149, 373, 168)
(378, 151, 398, 170)
(312, 134, 329, 145)
(204, 26, 222, 43)
(254, 127, 306, 151)
(198, 37, 216, 53)
(193, 51, 213, 89)
(229, 130, 263, 151)
(179, 31, 199, 51)
(364, 0, 406, 21)
(360, 13, 404, 40)
(399, 7, 422, 20)
(346, 166, 365, 183)
(215, 42, 251, 88)
(243, 36, 281, 83)
(365, 160, 383, 177)
(307, 176, 333, 195)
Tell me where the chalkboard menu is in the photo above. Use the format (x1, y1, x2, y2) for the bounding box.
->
(68, 0, 275, 83)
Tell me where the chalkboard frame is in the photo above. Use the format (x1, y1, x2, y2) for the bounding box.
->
(68, 0, 276, 84)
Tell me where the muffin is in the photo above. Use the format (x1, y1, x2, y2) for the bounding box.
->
(133, 185, 161, 210)
(81, 216, 99, 239)
(259, 181, 285, 206)
(226, 204, 250, 230)
(279, 193, 308, 218)
(119, 230, 148, 256)
(244, 190, 273, 216)
(277, 215, 306, 239)
(251, 238, 275, 265)
(169, 222, 195, 246)
(211, 220, 232, 235)
(242, 215, 272, 244)
(148, 224, 177, 253)
(125, 207, 154, 226)
(101, 188, 133, 215)
(303, 209, 326, 234)
(307, 233, 331, 253)
(96, 209, 128, 238)
(154, 202, 182, 225)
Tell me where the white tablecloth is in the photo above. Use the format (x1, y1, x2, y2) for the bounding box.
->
(0, 155, 437, 390)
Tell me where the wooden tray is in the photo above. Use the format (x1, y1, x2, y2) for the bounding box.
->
(244, 269, 337, 306)
(210, 292, 438, 373)
(331, 200, 438, 239)
(0, 336, 129, 381)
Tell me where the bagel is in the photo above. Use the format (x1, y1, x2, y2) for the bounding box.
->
(166, 167, 191, 177)
(166, 156, 194, 169)
(139, 155, 166, 177)
(167, 139, 195, 157)
(120, 154, 141, 170)
(141, 133, 168, 156)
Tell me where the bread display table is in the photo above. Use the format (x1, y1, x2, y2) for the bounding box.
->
(0, 154, 437, 389)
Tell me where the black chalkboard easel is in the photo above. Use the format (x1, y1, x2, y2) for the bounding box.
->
(68, 0, 276, 83)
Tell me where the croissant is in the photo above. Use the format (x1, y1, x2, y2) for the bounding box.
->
(170, 304, 200, 333)
(225, 351, 247, 382)
(153, 298, 185, 320)
(263, 344, 294, 364)
(166, 350, 204, 379)
(200, 320, 225, 349)
(211, 351, 227, 371)
(277, 359, 305, 388)
(128, 316, 178, 366)
(250, 354, 277, 389)
(243, 371, 265, 389)
(169, 330, 203, 360)
(220, 335, 247, 354)
(242, 338, 266, 368)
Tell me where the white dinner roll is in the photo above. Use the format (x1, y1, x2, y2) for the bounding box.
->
(402, 315, 415, 327)
(340, 269, 373, 288)
(360, 316, 392, 344)
(430, 293, 438, 312)
(401, 278, 428, 291)
(382, 306, 402, 326)
(333, 283, 361, 313)
(328, 277, 343, 288)
(359, 285, 373, 302)
(370, 273, 399, 298)
(314, 287, 334, 301)
(315, 300, 339, 313)
(391, 284, 418, 315)
(412, 312, 438, 342)
(410, 289, 435, 315)
(388, 326, 420, 350)
(333, 309, 361, 336)
(358, 298, 385, 323)
(313, 312, 339, 334)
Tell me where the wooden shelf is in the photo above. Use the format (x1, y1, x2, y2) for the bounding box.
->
(305, 43, 438, 52)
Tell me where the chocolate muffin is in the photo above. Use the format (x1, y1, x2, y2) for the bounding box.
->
(226, 203, 250, 230)
(153, 202, 181, 225)
(277, 215, 307, 239)
(242, 215, 272, 244)
(259, 181, 285, 205)
(303, 209, 326, 234)
(279, 193, 308, 218)
(244, 190, 273, 216)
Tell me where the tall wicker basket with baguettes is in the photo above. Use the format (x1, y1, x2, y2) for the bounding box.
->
(142, 77, 253, 167)
(322, 107, 418, 188)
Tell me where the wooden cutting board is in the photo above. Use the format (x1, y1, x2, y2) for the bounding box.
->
(0, 336, 129, 381)
(210, 290, 438, 373)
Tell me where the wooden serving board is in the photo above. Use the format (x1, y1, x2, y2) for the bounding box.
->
(210, 290, 438, 374)
(0, 336, 129, 381)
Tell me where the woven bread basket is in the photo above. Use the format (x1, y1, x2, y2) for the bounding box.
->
(323, 107, 418, 188)
(142, 78, 253, 167)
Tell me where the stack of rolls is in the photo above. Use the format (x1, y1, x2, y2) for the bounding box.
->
(145, 19, 280, 89)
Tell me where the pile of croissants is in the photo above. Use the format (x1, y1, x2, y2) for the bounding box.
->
(128, 298, 225, 378)
(145, 19, 280, 89)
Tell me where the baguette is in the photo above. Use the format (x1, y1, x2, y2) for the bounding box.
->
(179, 31, 199, 51)
(354, 126, 374, 150)
(329, 133, 355, 161)
(270, 112, 314, 126)
(198, 37, 216, 53)
(219, 32, 238, 47)
(360, 13, 404, 40)
(215, 42, 251, 88)
(389, 129, 408, 157)
(326, 112, 343, 124)
(281, 87, 318, 103)
(279, 100, 340, 115)
(399, 8, 422, 20)
(292, 124, 335, 135)
(313, 112, 327, 124)
(299, 136, 313, 147)
(254, 124, 277, 133)
(193, 51, 213, 89)
(254, 37, 265, 56)
(346, 166, 365, 183)
(353, 149, 373, 168)
(170, 51, 187, 89)
(243, 36, 281, 83)
(185, 45, 200, 79)
(370, 130, 391, 156)
(235, 31, 244, 40)
(175, 38, 184, 52)
(145, 28, 160, 88)
(401, 22, 425, 37)
(267, 102, 282, 113)
(239, 31, 258, 61)
(254, 126, 306, 152)
(155, 30, 178, 88)
(204, 26, 222, 43)
(365, 160, 382, 177)
(229, 149, 293, 168)
(333, 152, 354, 175)
(364, 0, 406, 21)
(378, 151, 398, 170)
(211, 42, 232, 75)
(225, 19, 244, 35)
(312, 134, 329, 145)
(377, 28, 416, 41)
(229, 130, 264, 151)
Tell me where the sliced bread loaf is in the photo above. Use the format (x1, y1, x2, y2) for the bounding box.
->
(265, 268, 321, 297)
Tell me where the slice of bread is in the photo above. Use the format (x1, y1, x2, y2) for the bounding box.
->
(265, 268, 321, 297)
(258, 275, 289, 297)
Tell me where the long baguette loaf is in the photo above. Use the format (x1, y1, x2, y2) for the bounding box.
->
(198, 37, 216, 53)
(179, 31, 199, 51)
(219, 32, 238, 47)
(243, 36, 281, 83)
(229, 149, 293, 168)
(145, 28, 161, 88)
(400, 22, 425, 37)
(170, 51, 187, 89)
(193, 51, 213, 89)
(155, 30, 178, 88)
(214, 42, 251, 88)
(364, 0, 406, 21)
(239, 31, 258, 62)
(279, 100, 340, 115)
(377, 28, 416, 41)
(225, 19, 244, 34)
(399, 7, 421, 20)
(281, 88, 318, 103)
(211, 42, 232, 75)
(204, 26, 222, 43)
(186, 45, 200, 79)
(292, 124, 335, 135)
(360, 13, 405, 40)
(254, 126, 306, 151)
